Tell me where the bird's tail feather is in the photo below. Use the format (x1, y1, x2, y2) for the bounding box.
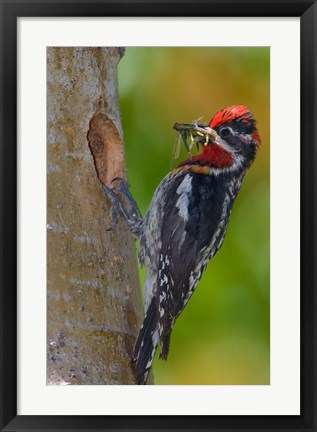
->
(132, 298, 158, 385)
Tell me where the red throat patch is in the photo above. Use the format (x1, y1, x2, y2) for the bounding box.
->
(194, 143, 233, 168)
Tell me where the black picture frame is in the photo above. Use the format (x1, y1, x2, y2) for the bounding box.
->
(1, 1, 316, 431)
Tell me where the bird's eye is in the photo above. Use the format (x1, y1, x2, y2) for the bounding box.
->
(220, 127, 232, 138)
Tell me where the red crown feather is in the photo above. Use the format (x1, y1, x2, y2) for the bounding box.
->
(209, 105, 251, 128)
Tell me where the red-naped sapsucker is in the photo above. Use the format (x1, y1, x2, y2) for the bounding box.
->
(104, 105, 261, 384)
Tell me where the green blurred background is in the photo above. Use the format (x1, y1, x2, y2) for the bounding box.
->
(118, 47, 270, 385)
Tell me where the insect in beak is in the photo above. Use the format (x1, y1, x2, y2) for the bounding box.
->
(171, 122, 219, 167)
(202, 127, 218, 144)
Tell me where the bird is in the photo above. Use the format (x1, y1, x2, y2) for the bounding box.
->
(103, 105, 261, 384)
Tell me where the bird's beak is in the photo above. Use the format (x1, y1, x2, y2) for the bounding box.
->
(173, 122, 222, 152)
(203, 126, 235, 154)
(201, 127, 218, 146)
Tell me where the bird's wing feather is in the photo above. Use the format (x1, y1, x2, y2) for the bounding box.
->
(156, 171, 227, 352)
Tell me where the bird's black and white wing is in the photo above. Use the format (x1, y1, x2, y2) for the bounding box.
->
(157, 170, 231, 358)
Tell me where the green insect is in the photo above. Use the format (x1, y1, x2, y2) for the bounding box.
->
(171, 120, 212, 167)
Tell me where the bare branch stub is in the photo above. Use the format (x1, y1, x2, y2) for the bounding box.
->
(87, 99, 126, 186)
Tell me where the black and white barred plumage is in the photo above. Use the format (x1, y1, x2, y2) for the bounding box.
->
(134, 170, 244, 383)
(104, 105, 260, 384)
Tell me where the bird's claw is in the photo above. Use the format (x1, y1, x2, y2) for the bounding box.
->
(111, 177, 129, 188)
(102, 184, 121, 231)
(102, 181, 140, 233)
(109, 178, 142, 220)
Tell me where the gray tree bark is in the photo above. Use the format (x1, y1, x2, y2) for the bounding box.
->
(47, 47, 143, 385)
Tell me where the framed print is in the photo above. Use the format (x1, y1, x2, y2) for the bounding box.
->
(0, 1, 316, 431)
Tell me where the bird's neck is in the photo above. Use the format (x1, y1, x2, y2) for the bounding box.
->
(178, 142, 234, 170)
(194, 143, 234, 168)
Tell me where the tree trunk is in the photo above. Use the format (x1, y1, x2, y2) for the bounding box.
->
(47, 47, 143, 385)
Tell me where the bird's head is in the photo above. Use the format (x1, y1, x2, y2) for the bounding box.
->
(194, 105, 261, 171)
(174, 106, 260, 173)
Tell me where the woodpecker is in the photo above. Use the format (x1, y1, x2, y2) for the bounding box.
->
(103, 105, 261, 385)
